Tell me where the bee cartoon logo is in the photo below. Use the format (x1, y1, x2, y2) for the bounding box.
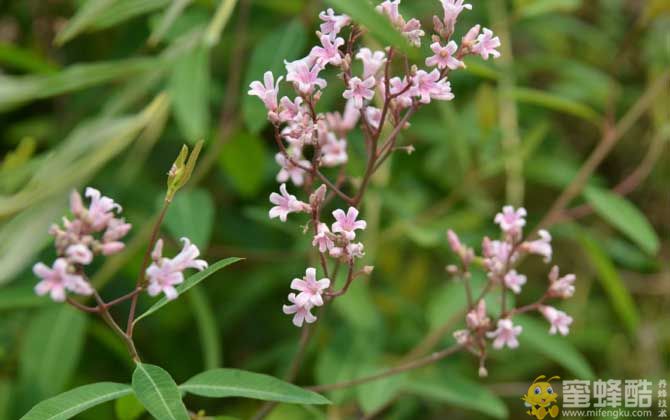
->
(522, 375, 561, 419)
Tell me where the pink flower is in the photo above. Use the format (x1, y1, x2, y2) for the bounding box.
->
(473, 28, 501, 60)
(447, 229, 464, 255)
(365, 107, 383, 131)
(283, 293, 317, 327)
(413, 70, 454, 104)
(310, 34, 345, 67)
(275, 151, 311, 186)
(356, 48, 386, 79)
(440, 0, 472, 30)
(70, 190, 85, 216)
(343, 76, 376, 109)
(540, 306, 573, 336)
(462, 24, 481, 46)
(483, 238, 516, 278)
(487, 318, 522, 349)
(248, 71, 283, 112)
(402, 18, 424, 47)
(389, 76, 415, 108)
(320, 134, 348, 167)
(313, 223, 335, 253)
(332, 207, 367, 240)
(319, 8, 350, 36)
(522, 230, 552, 263)
(291, 267, 331, 307)
(146, 238, 207, 301)
(376, 0, 403, 27)
(269, 184, 308, 222)
(285, 59, 327, 94)
(453, 329, 471, 345)
(66, 244, 93, 265)
(466, 300, 489, 329)
(278, 96, 304, 123)
(426, 41, 463, 70)
(548, 266, 576, 298)
(504, 270, 527, 294)
(34, 258, 92, 302)
(101, 242, 125, 255)
(346, 242, 365, 260)
(85, 187, 122, 231)
(102, 218, 132, 242)
(495, 206, 527, 237)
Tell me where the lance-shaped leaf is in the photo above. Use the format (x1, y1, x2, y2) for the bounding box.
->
(132, 363, 189, 420)
(180, 369, 330, 405)
(20, 382, 132, 420)
(133, 257, 242, 325)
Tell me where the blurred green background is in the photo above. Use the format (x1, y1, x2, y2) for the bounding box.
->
(0, 0, 669, 419)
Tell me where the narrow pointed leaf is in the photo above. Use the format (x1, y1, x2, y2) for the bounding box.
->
(133, 257, 242, 324)
(20, 382, 132, 420)
(132, 363, 188, 420)
(180, 369, 330, 405)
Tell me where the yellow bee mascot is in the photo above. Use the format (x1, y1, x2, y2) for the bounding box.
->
(522, 375, 561, 419)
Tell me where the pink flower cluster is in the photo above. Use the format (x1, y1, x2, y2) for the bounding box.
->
(448, 206, 576, 371)
(34, 187, 207, 303)
(249, 1, 501, 327)
(34, 188, 131, 301)
(146, 238, 208, 300)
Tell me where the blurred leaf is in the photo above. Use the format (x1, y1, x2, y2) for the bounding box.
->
(356, 364, 405, 414)
(204, 0, 239, 47)
(403, 373, 508, 419)
(0, 380, 12, 420)
(188, 287, 222, 370)
(0, 43, 58, 74)
(164, 188, 215, 249)
(583, 187, 660, 255)
(19, 382, 132, 420)
(219, 132, 270, 197)
(0, 58, 157, 112)
(114, 394, 145, 420)
(180, 369, 331, 404)
(242, 20, 307, 133)
(170, 45, 211, 142)
(323, 0, 414, 58)
(55, 0, 115, 46)
(515, 314, 595, 379)
(132, 363, 189, 420)
(0, 286, 49, 311)
(19, 307, 88, 404)
(515, 0, 583, 19)
(604, 237, 660, 272)
(577, 233, 640, 335)
(149, 0, 193, 46)
(513, 87, 601, 124)
(134, 257, 243, 324)
(91, 0, 171, 30)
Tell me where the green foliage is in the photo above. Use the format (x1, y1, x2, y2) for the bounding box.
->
(19, 383, 132, 420)
(164, 188, 215, 248)
(132, 363, 189, 420)
(180, 369, 331, 404)
(169, 46, 211, 142)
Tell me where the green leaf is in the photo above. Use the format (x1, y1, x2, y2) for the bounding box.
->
(403, 373, 508, 419)
(204, 0, 239, 46)
(149, 0, 194, 46)
(515, 314, 595, 379)
(242, 19, 307, 133)
(583, 187, 660, 255)
(513, 87, 601, 124)
(132, 363, 189, 420)
(179, 369, 331, 405)
(356, 365, 405, 414)
(19, 307, 88, 403)
(0, 380, 12, 420)
(0, 286, 50, 311)
(0, 42, 58, 74)
(323, 0, 414, 58)
(55, 0, 115, 45)
(0, 58, 157, 112)
(163, 188, 215, 249)
(133, 257, 242, 324)
(169, 45, 211, 142)
(114, 394, 145, 420)
(515, 0, 583, 19)
(219, 132, 269, 197)
(577, 233, 640, 335)
(20, 383, 132, 420)
(188, 287, 222, 370)
(91, 0, 171, 30)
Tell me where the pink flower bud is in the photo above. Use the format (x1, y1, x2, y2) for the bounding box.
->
(101, 241, 125, 256)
